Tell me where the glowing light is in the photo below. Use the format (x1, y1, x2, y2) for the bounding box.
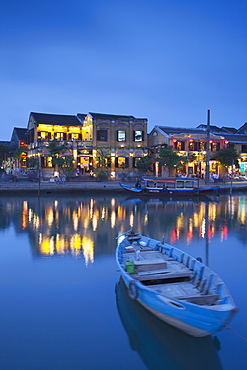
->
(111, 211, 116, 228)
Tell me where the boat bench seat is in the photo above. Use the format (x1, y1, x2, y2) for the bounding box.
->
(177, 294, 219, 305)
(134, 259, 167, 272)
(134, 270, 192, 282)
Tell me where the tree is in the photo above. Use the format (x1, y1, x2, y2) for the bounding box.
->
(0, 144, 9, 167)
(94, 149, 111, 181)
(47, 140, 72, 173)
(13, 147, 28, 168)
(157, 146, 187, 176)
(211, 145, 240, 168)
(135, 154, 153, 173)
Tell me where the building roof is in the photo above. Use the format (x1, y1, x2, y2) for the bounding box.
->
(156, 126, 206, 135)
(215, 133, 247, 143)
(0, 141, 10, 146)
(30, 112, 81, 126)
(196, 124, 237, 134)
(12, 127, 27, 141)
(89, 112, 136, 120)
(221, 126, 237, 134)
(77, 114, 88, 122)
(237, 122, 247, 134)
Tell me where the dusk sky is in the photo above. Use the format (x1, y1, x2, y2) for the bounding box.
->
(1, 0, 246, 140)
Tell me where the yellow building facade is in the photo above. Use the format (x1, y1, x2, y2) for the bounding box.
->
(26, 112, 148, 178)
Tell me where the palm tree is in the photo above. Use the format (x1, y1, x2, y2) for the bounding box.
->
(94, 149, 111, 181)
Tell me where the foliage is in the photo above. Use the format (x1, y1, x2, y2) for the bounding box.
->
(93, 167, 111, 181)
(0, 144, 9, 164)
(96, 149, 111, 168)
(27, 156, 39, 169)
(211, 145, 240, 168)
(135, 154, 153, 173)
(47, 140, 68, 156)
(47, 140, 73, 173)
(94, 150, 111, 180)
(13, 147, 28, 159)
(157, 146, 187, 173)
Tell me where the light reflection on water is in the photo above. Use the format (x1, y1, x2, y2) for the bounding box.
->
(0, 194, 246, 370)
(1, 194, 246, 260)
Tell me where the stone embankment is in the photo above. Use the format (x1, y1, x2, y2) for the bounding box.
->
(0, 180, 247, 195)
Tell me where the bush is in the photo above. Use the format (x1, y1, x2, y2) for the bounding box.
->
(94, 168, 110, 181)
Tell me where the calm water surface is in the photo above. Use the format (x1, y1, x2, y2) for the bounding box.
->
(0, 193, 247, 370)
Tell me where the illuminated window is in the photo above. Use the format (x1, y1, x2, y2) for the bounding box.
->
(174, 141, 185, 150)
(133, 130, 144, 142)
(211, 142, 220, 152)
(189, 141, 200, 151)
(54, 132, 67, 140)
(200, 142, 206, 151)
(97, 130, 108, 142)
(38, 131, 51, 140)
(115, 157, 129, 168)
(117, 130, 126, 142)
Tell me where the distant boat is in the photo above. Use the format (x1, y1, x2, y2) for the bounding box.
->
(116, 231, 237, 337)
(120, 176, 220, 197)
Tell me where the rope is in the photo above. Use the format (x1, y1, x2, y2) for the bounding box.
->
(226, 327, 247, 342)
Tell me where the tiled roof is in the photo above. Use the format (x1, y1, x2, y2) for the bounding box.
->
(157, 126, 206, 135)
(31, 112, 81, 126)
(237, 123, 247, 134)
(215, 133, 247, 143)
(196, 124, 237, 134)
(13, 127, 27, 140)
(221, 127, 237, 134)
(89, 112, 135, 120)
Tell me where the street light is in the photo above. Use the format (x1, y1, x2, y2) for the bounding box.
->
(37, 148, 42, 197)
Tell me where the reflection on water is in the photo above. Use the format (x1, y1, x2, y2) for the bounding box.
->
(0, 194, 246, 370)
(0, 195, 246, 263)
(116, 278, 223, 370)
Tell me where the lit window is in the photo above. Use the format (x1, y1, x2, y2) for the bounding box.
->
(117, 130, 126, 142)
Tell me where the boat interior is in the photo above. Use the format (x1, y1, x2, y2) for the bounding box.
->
(120, 237, 225, 306)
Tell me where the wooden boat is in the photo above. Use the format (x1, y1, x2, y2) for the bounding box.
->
(116, 278, 223, 369)
(120, 176, 220, 196)
(116, 231, 238, 337)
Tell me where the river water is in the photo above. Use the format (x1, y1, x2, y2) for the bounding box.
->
(0, 193, 246, 370)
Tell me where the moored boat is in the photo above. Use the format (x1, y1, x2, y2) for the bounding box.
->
(116, 231, 238, 337)
(120, 176, 220, 196)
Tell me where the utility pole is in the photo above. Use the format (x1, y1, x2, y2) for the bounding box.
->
(205, 110, 210, 185)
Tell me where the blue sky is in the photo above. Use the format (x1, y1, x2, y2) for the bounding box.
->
(1, 0, 247, 140)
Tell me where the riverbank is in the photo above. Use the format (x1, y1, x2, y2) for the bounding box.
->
(0, 180, 247, 195)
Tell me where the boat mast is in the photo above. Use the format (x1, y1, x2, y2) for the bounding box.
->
(205, 110, 210, 184)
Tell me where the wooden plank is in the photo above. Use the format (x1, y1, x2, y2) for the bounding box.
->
(134, 271, 192, 281)
(138, 269, 170, 276)
(134, 259, 166, 265)
(177, 294, 219, 305)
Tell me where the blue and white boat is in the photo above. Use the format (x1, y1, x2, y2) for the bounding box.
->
(116, 231, 237, 337)
(120, 177, 220, 197)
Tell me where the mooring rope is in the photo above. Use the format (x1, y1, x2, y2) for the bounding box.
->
(226, 327, 247, 342)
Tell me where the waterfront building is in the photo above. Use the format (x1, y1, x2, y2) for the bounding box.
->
(148, 124, 247, 177)
(26, 112, 148, 178)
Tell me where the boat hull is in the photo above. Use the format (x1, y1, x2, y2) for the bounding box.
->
(120, 273, 236, 337)
(119, 183, 220, 197)
(116, 233, 237, 337)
